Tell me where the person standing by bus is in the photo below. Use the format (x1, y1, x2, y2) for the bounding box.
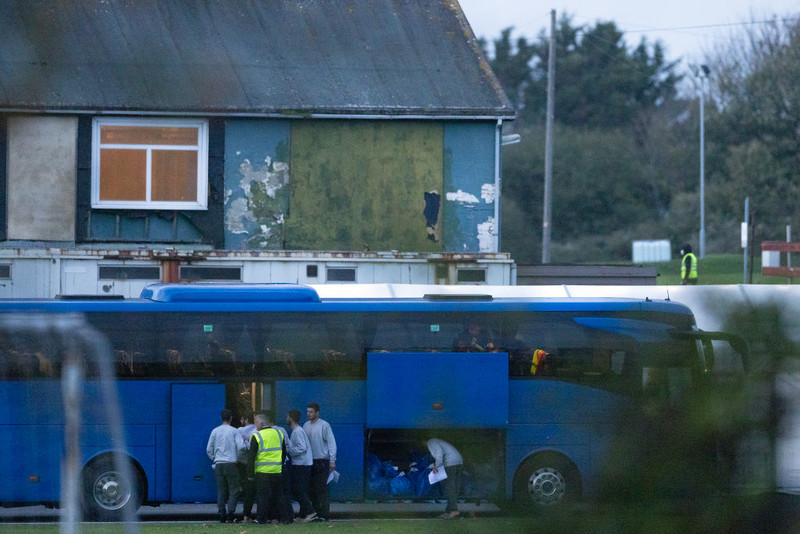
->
(236, 414, 257, 523)
(426, 438, 463, 519)
(270, 419, 294, 523)
(248, 413, 292, 525)
(287, 409, 317, 522)
(206, 408, 243, 523)
(680, 243, 698, 285)
(304, 402, 337, 522)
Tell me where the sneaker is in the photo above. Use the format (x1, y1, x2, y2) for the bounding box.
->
(242, 515, 253, 523)
(303, 512, 318, 523)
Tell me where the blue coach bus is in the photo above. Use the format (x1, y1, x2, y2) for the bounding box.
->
(0, 283, 744, 520)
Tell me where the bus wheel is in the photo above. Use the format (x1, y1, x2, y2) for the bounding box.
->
(513, 453, 580, 508)
(82, 455, 143, 521)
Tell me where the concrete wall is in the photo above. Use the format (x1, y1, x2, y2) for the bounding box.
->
(7, 116, 77, 241)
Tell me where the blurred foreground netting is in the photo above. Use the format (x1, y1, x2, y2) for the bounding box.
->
(0, 314, 139, 533)
(586, 300, 800, 533)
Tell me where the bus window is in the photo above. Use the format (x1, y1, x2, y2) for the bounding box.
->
(89, 312, 156, 378)
(263, 313, 362, 377)
(367, 312, 505, 354)
(0, 320, 101, 379)
(154, 312, 273, 378)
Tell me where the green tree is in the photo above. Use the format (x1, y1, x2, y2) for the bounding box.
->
(521, 16, 680, 129)
(494, 18, 687, 263)
(483, 29, 536, 114)
(707, 16, 800, 246)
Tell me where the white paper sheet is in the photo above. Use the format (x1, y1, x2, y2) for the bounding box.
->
(427, 467, 447, 485)
(327, 470, 340, 484)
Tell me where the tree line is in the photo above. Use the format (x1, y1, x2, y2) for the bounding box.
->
(489, 14, 800, 263)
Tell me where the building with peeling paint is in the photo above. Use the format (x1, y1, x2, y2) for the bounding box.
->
(0, 0, 515, 297)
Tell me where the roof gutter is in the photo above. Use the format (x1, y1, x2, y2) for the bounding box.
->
(0, 108, 515, 121)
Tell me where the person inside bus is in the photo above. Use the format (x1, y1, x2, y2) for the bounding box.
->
(453, 321, 495, 352)
(529, 348, 550, 376)
(166, 349, 185, 377)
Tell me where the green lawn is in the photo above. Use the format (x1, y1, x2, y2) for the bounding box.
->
(0, 518, 540, 534)
(651, 253, 794, 285)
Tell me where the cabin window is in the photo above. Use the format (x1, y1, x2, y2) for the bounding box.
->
(91, 118, 208, 210)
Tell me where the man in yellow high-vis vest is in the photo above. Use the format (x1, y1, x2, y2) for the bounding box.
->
(248, 413, 291, 524)
(680, 243, 698, 285)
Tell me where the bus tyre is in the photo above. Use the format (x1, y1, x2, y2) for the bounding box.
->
(82, 456, 143, 521)
(513, 454, 580, 508)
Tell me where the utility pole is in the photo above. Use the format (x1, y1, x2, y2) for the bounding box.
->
(695, 64, 710, 258)
(542, 9, 555, 263)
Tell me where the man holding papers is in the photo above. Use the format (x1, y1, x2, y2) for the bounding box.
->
(304, 402, 337, 522)
(426, 438, 463, 518)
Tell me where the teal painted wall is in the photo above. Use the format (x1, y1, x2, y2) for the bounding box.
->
(443, 122, 497, 252)
(223, 120, 291, 250)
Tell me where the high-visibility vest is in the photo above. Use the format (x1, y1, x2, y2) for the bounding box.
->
(681, 253, 698, 280)
(530, 349, 548, 375)
(254, 427, 283, 474)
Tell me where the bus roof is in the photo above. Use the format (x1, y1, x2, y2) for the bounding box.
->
(0, 283, 695, 316)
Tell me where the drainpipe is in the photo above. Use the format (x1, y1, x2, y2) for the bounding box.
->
(161, 259, 180, 283)
(495, 119, 502, 252)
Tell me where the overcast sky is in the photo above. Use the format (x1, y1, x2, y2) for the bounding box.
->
(458, 0, 800, 68)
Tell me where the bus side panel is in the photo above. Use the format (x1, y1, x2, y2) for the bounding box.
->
(0, 381, 63, 502)
(0, 423, 64, 502)
(275, 380, 365, 501)
(506, 380, 627, 498)
(104, 381, 174, 502)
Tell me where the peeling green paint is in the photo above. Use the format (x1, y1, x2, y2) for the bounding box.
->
(286, 120, 444, 251)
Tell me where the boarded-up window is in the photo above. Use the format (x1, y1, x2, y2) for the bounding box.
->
(92, 118, 208, 210)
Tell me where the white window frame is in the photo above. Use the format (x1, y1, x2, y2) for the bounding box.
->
(91, 117, 208, 210)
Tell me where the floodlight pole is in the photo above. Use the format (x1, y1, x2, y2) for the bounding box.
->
(697, 65, 710, 258)
(542, 9, 555, 263)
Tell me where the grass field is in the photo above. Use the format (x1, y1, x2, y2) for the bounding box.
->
(650, 253, 793, 285)
(0, 517, 541, 534)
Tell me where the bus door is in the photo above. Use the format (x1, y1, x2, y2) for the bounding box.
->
(171, 382, 225, 502)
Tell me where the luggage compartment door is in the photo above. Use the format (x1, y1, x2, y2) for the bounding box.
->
(366, 352, 508, 428)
